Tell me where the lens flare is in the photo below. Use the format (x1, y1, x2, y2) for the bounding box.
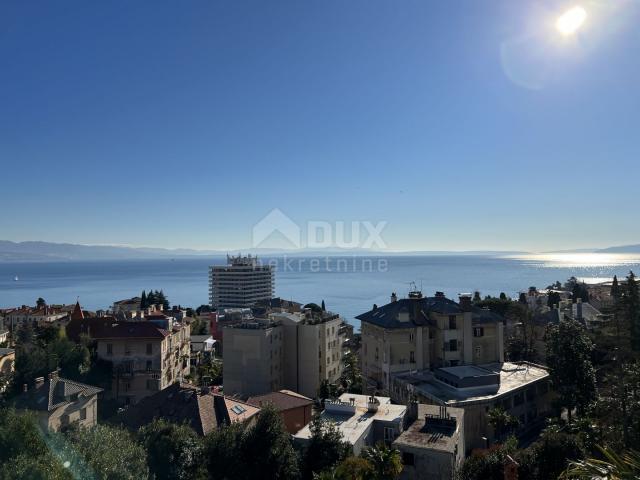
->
(556, 6, 587, 35)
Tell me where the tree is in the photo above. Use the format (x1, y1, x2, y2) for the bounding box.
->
(0, 408, 72, 480)
(623, 271, 640, 351)
(593, 362, 640, 449)
(361, 443, 403, 480)
(611, 275, 622, 301)
(499, 292, 507, 301)
(487, 407, 519, 441)
(305, 303, 323, 313)
(547, 291, 562, 309)
(561, 447, 640, 480)
(571, 283, 590, 304)
(338, 351, 363, 394)
(519, 292, 527, 305)
(335, 456, 374, 480)
(473, 291, 482, 304)
(523, 431, 585, 480)
(303, 416, 351, 478)
(318, 379, 338, 400)
(63, 424, 149, 480)
(139, 419, 204, 480)
(36, 297, 46, 309)
(545, 319, 596, 422)
(0, 453, 71, 480)
(158, 290, 170, 310)
(322, 300, 326, 311)
(204, 422, 245, 480)
(140, 290, 147, 309)
(242, 406, 300, 479)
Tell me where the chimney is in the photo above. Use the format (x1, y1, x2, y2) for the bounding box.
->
(458, 294, 472, 311)
(405, 400, 418, 428)
(390, 292, 398, 303)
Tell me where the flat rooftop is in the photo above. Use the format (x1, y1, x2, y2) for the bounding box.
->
(294, 393, 405, 445)
(438, 365, 494, 378)
(395, 362, 549, 406)
(393, 404, 463, 454)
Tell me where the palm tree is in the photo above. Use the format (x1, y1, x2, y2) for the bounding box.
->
(361, 443, 403, 480)
(561, 447, 640, 479)
(313, 469, 339, 480)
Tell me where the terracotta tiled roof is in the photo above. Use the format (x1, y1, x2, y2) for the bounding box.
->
(247, 390, 314, 411)
(115, 383, 260, 436)
(71, 301, 84, 321)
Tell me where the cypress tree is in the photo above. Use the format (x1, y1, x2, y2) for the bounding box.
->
(140, 291, 147, 309)
(611, 275, 621, 301)
(625, 271, 640, 351)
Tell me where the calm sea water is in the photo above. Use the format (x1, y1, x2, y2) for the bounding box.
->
(1, 254, 639, 328)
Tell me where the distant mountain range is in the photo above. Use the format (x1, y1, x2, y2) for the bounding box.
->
(0, 240, 638, 262)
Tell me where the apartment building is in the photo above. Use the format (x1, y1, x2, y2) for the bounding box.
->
(223, 320, 284, 397)
(223, 309, 348, 399)
(274, 310, 345, 399)
(209, 254, 274, 309)
(294, 394, 406, 455)
(15, 371, 102, 432)
(393, 403, 465, 480)
(3, 305, 68, 332)
(390, 362, 553, 453)
(357, 291, 504, 393)
(92, 320, 191, 405)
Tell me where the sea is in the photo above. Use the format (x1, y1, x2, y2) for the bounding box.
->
(1, 253, 639, 329)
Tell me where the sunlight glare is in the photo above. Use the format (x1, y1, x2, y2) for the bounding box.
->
(556, 6, 587, 36)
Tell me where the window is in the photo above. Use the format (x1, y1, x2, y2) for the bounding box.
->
(473, 327, 484, 337)
(449, 339, 457, 352)
(80, 408, 87, 421)
(410, 351, 415, 363)
(383, 427, 394, 442)
(475, 346, 482, 359)
(106, 344, 113, 355)
(146, 360, 152, 371)
(231, 405, 247, 415)
(402, 452, 415, 466)
(449, 315, 457, 329)
(409, 332, 414, 342)
(146, 343, 152, 354)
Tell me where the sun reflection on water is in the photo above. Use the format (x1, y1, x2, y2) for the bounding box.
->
(505, 253, 640, 268)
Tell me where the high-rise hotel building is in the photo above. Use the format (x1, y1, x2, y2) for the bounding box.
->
(209, 254, 274, 309)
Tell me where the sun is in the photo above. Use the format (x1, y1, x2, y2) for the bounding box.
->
(556, 6, 587, 35)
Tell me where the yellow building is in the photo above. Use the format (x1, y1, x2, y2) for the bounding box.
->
(358, 291, 504, 394)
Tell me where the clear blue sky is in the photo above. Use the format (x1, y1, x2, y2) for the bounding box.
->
(1, 0, 638, 251)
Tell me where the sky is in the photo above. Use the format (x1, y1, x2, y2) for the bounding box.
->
(1, 0, 639, 252)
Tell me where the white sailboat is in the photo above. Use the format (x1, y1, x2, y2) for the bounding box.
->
(14, 275, 19, 282)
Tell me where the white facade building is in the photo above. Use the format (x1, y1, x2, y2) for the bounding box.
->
(209, 255, 274, 309)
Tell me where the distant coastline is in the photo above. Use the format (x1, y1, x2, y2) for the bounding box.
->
(0, 239, 639, 262)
